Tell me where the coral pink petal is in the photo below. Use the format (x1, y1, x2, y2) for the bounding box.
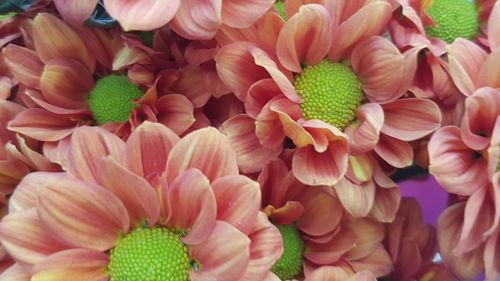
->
(484, 228, 500, 281)
(257, 158, 293, 207)
(189, 221, 250, 281)
(374, 134, 413, 168)
(222, 0, 274, 28)
(488, 1, 500, 51)
(32, 249, 108, 281)
(67, 126, 125, 183)
(171, 67, 213, 108)
(53, 0, 99, 25)
(347, 154, 375, 183)
(477, 49, 500, 89)
(222, 114, 282, 173)
(344, 103, 384, 154)
(348, 271, 378, 281)
(344, 218, 385, 260)
(0, 264, 30, 281)
(33, 13, 95, 71)
(37, 177, 129, 251)
(381, 98, 442, 141)
(304, 227, 357, 264)
(333, 177, 375, 218)
(167, 169, 217, 245)
(255, 98, 288, 149)
(305, 266, 350, 281)
(350, 245, 392, 278)
(447, 38, 488, 96)
(212, 175, 261, 235)
(246, 79, 283, 119)
(0, 209, 67, 266)
(369, 186, 401, 223)
(329, 2, 392, 61)
(166, 127, 238, 183)
(97, 157, 161, 227)
(2, 45, 43, 89)
(125, 121, 179, 179)
(296, 189, 343, 236)
(170, 0, 221, 40)
(276, 4, 332, 73)
(104, 0, 180, 31)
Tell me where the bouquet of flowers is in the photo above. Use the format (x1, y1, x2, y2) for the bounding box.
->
(0, 0, 498, 280)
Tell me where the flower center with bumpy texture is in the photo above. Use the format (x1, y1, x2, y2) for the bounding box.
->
(87, 74, 143, 125)
(271, 224, 304, 280)
(294, 60, 363, 130)
(425, 0, 479, 43)
(108, 227, 191, 281)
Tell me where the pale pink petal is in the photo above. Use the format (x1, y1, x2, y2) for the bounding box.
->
(170, 0, 221, 40)
(0, 209, 68, 266)
(296, 189, 343, 237)
(347, 271, 377, 281)
(333, 177, 375, 218)
(125, 121, 180, 179)
(484, 228, 500, 281)
(381, 98, 442, 141)
(374, 134, 413, 168)
(166, 127, 238, 183)
(222, 0, 274, 28)
(344, 103, 384, 154)
(212, 175, 261, 235)
(222, 114, 282, 173)
(276, 4, 332, 72)
(67, 126, 125, 183)
(0, 264, 31, 281)
(104, 0, 180, 31)
(447, 38, 488, 96)
(37, 177, 129, 251)
(304, 266, 350, 281)
(488, 1, 500, 51)
(2, 45, 43, 89)
(32, 249, 108, 281)
(167, 169, 217, 245)
(350, 245, 392, 278)
(53, 0, 99, 25)
(369, 185, 401, 223)
(304, 227, 356, 264)
(189, 221, 250, 281)
(477, 49, 500, 89)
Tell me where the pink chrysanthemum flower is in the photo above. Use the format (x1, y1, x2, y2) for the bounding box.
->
(53, 0, 275, 40)
(215, 2, 442, 186)
(0, 122, 282, 281)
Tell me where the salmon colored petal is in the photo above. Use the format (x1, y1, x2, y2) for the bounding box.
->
(304, 227, 356, 264)
(276, 4, 332, 72)
(104, 0, 180, 31)
(488, 1, 500, 51)
(246, 79, 283, 119)
(374, 134, 413, 168)
(67, 126, 125, 183)
(484, 228, 500, 281)
(0, 264, 30, 281)
(350, 245, 392, 278)
(344, 217, 385, 260)
(222, 0, 274, 28)
(347, 154, 375, 183)
(255, 98, 288, 150)
(212, 175, 261, 235)
(369, 186, 400, 223)
(392, 237, 421, 280)
(171, 67, 213, 108)
(381, 98, 442, 141)
(329, 2, 392, 61)
(348, 271, 377, 281)
(344, 103, 384, 154)
(32, 13, 95, 71)
(7, 109, 79, 142)
(37, 177, 129, 251)
(40, 58, 94, 110)
(2, 45, 43, 89)
(265, 201, 305, 225)
(166, 127, 238, 183)
(305, 266, 350, 281)
(258, 158, 293, 207)
(447, 38, 488, 96)
(53, 0, 99, 25)
(222, 114, 282, 173)
(170, 0, 221, 40)
(333, 177, 375, 218)
(296, 189, 343, 236)
(189, 221, 250, 281)
(32, 249, 108, 281)
(0, 209, 67, 266)
(97, 157, 161, 227)
(477, 49, 500, 89)
(125, 121, 179, 180)
(167, 169, 217, 245)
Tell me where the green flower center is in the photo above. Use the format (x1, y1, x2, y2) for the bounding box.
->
(87, 74, 143, 125)
(271, 224, 304, 280)
(425, 0, 479, 43)
(108, 227, 191, 281)
(294, 60, 363, 130)
(274, 1, 287, 20)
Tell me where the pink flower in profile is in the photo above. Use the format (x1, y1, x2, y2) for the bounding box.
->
(216, 2, 441, 186)
(0, 122, 282, 281)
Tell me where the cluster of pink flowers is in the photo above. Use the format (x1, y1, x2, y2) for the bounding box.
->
(0, 0, 498, 280)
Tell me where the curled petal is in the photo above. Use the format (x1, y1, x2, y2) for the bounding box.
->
(53, 0, 99, 25)
(222, 0, 274, 28)
(2, 45, 43, 89)
(246, 79, 283, 119)
(296, 189, 343, 237)
(333, 177, 375, 218)
(170, 0, 221, 40)
(344, 103, 384, 154)
(374, 134, 413, 168)
(477, 49, 500, 89)
(350, 245, 392, 278)
(369, 186, 401, 223)
(304, 227, 356, 264)
(0, 264, 31, 281)
(344, 218, 385, 260)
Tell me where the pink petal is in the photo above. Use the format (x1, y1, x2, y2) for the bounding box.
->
(32, 249, 108, 281)
(374, 134, 413, 168)
(212, 175, 261, 235)
(258, 158, 295, 207)
(0, 264, 30, 281)
(222, 114, 282, 173)
(67, 126, 125, 183)
(2, 45, 43, 89)
(171, 67, 213, 108)
(97, 157, 161, 227)
(246, 79, 283, 119)
(166, 169, 217, 245)
(222, 0, 274, 28)
(276, 4, 332, 72)
(125, 121, 180, 180)
(296, 189, 343, 237)
(255, 98, 288, 150)
(477, 49, 500, 89)
(350, 245, 392, 278)
(0, 209, 68, 266)
(347, 271, 377, 281)
(447, 38, 488, 96)
(170, 0, 221, 40)
(304, 227, 357, 264)
(166, 127, 238, 183)
(104, 0, 180, 31)
(333, 177, 375, 218)
(484, 228, 500, 281)
(305, 266, 350, 281)
(347, 154, 375, 183)
(344, 217, 386, 260)
(189, 221, 250, 281)
(488, 1, 500, 51)
(37, 177, 129, 251)
(369, 185, 401, 223)
(344, 103, 384, 154)
(53, 0, 99, 25)
(381, 98, 442, 141)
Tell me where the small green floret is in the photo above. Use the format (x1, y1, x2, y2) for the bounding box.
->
(271, 224, 305, 280)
